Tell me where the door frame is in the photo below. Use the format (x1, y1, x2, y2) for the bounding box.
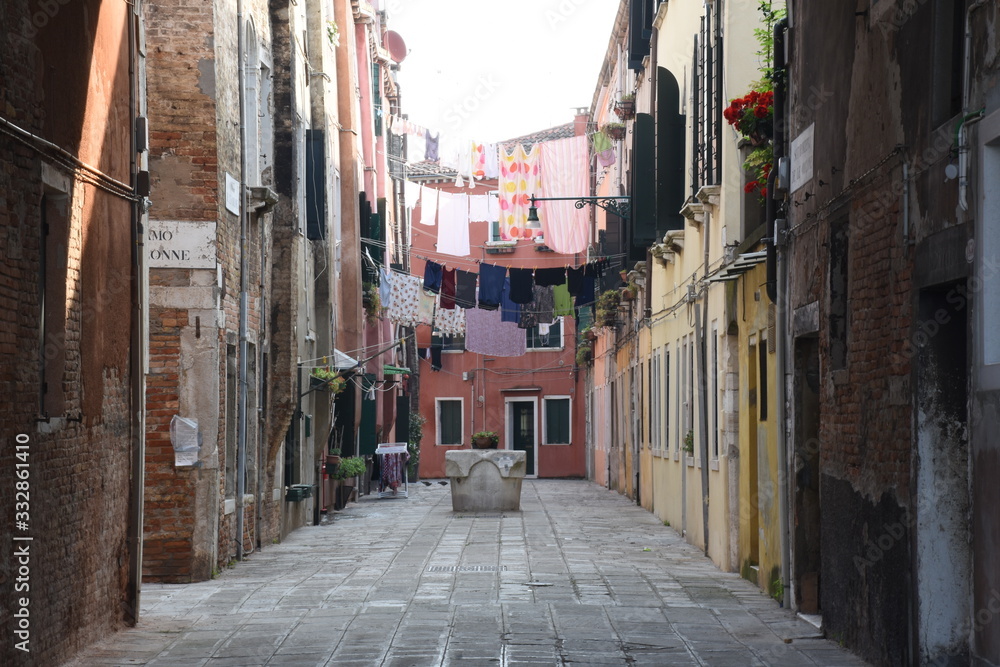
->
(505, 396, 538, 479)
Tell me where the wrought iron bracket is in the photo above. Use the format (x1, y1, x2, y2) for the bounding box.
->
(529, 195, 631, 220)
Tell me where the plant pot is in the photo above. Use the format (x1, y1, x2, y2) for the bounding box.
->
(614, 100, 635, 120)
(472, 437, 498, 449)
(584, 330, 597, 341)
(606, 127, 626, 141)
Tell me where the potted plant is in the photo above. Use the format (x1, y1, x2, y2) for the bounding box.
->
(335, 456, 366, 484)
(576, 345, 593, 366)
(581, 325, 597, 342)
(407, 413, 425, 481)
(362, 282, 382, 325)
(310, 367, 347, 394)
(604, 122, 626, 141)
(325, 447, 342, 475)
(614, 92, 636, 120)
(622, 282, 638, 301)
(595, 289, 622, 328)
(471, 431, 499, 449)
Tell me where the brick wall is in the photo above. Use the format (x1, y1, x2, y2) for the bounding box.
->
(0, 0, 138, 663)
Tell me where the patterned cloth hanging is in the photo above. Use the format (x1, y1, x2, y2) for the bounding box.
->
(498, 143, 543, 241)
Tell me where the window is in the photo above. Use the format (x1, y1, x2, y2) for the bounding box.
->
(39, 192, 69, 418)
(759, 334, 769, 422)
(651, 350, 661, 455)
(691, 0, 723, 192)
(543, 397, 571, 445)
(829, 215, 849, 370)
(711, 324, 719, 460)
(527, 317, 563, 349)
(226, 345, 238, 497)
(436, 398, 464, 445)
(664, 346, 671, 454)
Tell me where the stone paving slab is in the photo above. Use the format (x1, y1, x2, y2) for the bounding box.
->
(66, 480, 869, 666)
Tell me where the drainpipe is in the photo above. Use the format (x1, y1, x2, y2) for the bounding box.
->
(126, 0, 146, 625)
(959, 0, 987, 212)
(769, 16, 792, 609)
(235, 0, 249, 561)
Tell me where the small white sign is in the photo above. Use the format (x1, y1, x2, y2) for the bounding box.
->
(226, 172, 240, 215)
(147, 220, 217, 268)
(790, 124, 815, 193)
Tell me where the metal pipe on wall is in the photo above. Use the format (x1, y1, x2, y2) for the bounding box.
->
(235, 0, 249, 561)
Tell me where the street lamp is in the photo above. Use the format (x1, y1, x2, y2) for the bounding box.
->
(526, 194, 632, 228)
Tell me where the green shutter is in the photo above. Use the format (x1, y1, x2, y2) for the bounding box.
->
(631, 113, 657, 255)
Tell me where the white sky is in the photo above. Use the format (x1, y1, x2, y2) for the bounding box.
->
(386, 0, 621, 144)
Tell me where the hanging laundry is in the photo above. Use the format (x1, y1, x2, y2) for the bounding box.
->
(423, 260, 443, 294)
(438, 135, 462, 172)
(409, 130, 427, 165)
(498, 143, 543, 241)
(404, 180, 421, 210)
(533, 267, 566, 287)
(387, 272, 423, 326)
(592, 130, 616, 168)
(430, 342, 443, 371)
(519, 284, 555, 329)
(440, 267, 457, 309)
(468, 195, 493, 222)
(455, 269, 478, 309)
(417, 290, 436, 325)
(539, 134, 590, 254)
(436, 191, 471, 257)
(477, 262, 507, 310)
(466, 308, 526, 357)
(483, 142, 499, 180)
(578, 260, 605, 307)
(500, 277, 521, 324)
(379, 268, 393, 311)
(389, 115, 406, 136)
(419, 186, 438, 226)
(380, 452, 409, 492)
(507, 267, 535, 304)
(425, 130, 440, 161)
(553, 282, 573, 317)
(435, 302, 466, 335)
(567, 266, 585, 297)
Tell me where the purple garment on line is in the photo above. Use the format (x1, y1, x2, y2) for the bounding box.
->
(465, 308, 526, 357)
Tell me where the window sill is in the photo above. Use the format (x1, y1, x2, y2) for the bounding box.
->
(709, 458, 719, 471)
(542, 442, 572, 446)
(485, 245, 516, 254)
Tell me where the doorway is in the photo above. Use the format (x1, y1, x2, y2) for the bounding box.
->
(507, 399, 537, 477)
(915, 281, 971, 663)
(793, 336, 821, 614)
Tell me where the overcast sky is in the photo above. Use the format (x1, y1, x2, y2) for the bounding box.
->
(387, 0, 620, 144)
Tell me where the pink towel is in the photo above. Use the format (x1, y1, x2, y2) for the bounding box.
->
(539, 135, 590, 254)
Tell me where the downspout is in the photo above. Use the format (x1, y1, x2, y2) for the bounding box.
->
(126, 0, 145, 625)
(236, 0, 249, 560)
(768, 16, 791, 608)
(959, 0, 987, 212)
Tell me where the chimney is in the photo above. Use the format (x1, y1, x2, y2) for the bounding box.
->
(573, 107, 591, 136)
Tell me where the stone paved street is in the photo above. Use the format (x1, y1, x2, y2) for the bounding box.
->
(67, 480, 868, 666)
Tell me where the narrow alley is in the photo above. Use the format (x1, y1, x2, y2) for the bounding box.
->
(68, 480, 866, 666)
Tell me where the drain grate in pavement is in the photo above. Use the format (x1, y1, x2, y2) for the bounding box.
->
(428, 565, 508, 572)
